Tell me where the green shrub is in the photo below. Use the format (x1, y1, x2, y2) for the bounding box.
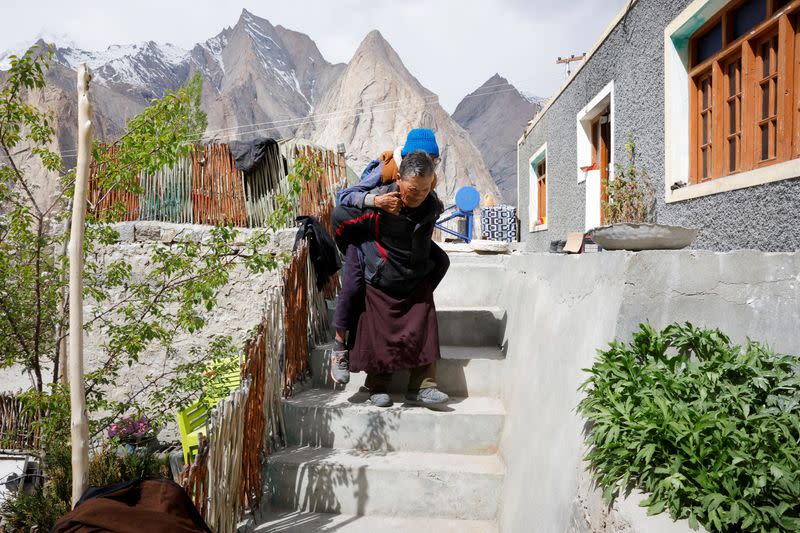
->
(0, 486, 69, 532)
(578, 322, 800, 532)
(0, 445, 70, 531)
(1, 443, 169, 530)
(87, 444, 170, 488)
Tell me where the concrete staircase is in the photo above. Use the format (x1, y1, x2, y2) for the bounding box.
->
(255, 303, 507, 532)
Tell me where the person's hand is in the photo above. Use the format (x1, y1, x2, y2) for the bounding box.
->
(375, 192, 402, 215)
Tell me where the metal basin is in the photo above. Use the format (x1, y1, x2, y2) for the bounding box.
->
(590, 223, 698, 251)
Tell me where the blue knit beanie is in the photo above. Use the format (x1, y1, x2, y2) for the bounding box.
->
(401, 128, 439, 158)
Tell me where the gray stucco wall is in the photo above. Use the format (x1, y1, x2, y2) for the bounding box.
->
(518, 0, 800, 252)
(436, 249, 800, 532)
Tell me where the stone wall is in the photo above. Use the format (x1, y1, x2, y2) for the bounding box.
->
(0, 221, 297, 438)
(517, 0, 800, 252)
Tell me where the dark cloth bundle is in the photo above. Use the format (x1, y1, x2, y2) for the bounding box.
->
(229, 138, 279, 173)
(51, 478, 211, 533)
(294, 215, 341, 290)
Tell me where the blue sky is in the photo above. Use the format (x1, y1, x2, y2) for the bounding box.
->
(0, 0, 627, 112)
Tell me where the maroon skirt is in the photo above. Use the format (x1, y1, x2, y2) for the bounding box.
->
(349, 280, 441, 374)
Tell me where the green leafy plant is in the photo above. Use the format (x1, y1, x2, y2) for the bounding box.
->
(0, 386, 71, 530)
(0, 43, 315, 433)
(0, 486, 69, 532)
(87, 444, 170, 488)
(578, 322, 800, 532)
(601, 135, 655, 224)
(0, 439, 169, 531)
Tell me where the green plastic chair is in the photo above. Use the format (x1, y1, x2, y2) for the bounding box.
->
(202, 357, 241, 408)
(176, 400, 209, 465)
(175, 357, 241, 465)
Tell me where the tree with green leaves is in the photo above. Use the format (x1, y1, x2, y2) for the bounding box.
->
(0, 44, 314, 453)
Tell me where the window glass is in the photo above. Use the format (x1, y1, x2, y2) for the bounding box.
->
(732, 0, 766, 40)
(726, 58, 742, 172)
(758, 35, 779, 161)
(696, 23, 723, 64)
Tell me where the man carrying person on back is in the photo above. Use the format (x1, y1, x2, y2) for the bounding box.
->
(329, 129, 449, 401)
(332, 151, 449, 407)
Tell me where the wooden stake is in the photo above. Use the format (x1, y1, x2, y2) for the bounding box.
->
(69, 64, 93, 507)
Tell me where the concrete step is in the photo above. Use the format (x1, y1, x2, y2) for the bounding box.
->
(254, 509, 498, 532)
(266, 446, 503, 520)
(283, 389, 504, 454)
(436, 307, 505, 347)
(434, 261, 507, 309)
(312, 345, 505, 398)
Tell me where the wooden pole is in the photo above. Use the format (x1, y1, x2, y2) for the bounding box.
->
(69, 64, 93, 507)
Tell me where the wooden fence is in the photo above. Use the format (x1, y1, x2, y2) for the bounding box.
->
(0, 394, 41, 451)
(177, 140, 341, 531)
(180, 242, 333, 532)
(89, 140, 348, 229)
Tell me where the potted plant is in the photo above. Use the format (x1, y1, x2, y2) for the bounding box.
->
(108, 415, 157, 455)
(591, 136, 697, 250)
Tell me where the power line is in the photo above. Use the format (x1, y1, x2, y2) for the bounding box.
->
(51, 81, 528, 157)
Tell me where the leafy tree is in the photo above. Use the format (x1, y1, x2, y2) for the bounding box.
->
(0, 44, 314, 438)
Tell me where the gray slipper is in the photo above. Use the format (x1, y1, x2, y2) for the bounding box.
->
(406, 388, 449, 405)
(369, 393, 393, 407)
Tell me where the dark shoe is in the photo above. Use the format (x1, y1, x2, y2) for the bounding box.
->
(369, 393, 393, 407)
(406, 388, 449, 405)
(330, 349, 350, 384)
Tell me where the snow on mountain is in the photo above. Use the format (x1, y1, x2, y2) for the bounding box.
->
(521, 91, 549, 108)
(0, 31, 77, 69)
(4, 9, 508, 205)
(54, 41, 191, 93)
(1, 35, 191, 94)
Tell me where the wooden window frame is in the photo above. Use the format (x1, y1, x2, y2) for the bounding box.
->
(688, 0, 800, 184)
(536, 159, 547, 224)
(528, 144, 548, 232)
(724, 54, 744, 174)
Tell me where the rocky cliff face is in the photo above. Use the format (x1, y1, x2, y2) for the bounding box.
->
(452, 74, 541, 206)
(191, 9, 346, 140)
(1, 10, 499, 203)
(304, 30, 498, 201)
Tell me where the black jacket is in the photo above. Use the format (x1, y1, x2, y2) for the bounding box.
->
(333, 183, 444, 295)
(294, 215, 341, 290)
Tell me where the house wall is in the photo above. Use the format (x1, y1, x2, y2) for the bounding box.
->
(517, 0, 800, 252)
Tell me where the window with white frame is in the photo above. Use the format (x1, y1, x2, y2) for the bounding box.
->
(665, 0, 800, 202)
(577, 81, 614, 230)
(529, 144, 547, 232)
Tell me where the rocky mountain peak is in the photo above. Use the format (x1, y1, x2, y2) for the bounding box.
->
(352, 30, 405, 71)
(486, 73, 506, 84)
(305, 30, 497, 201)
(453, 74, 542, 205)
(3, 10, 504, 206)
